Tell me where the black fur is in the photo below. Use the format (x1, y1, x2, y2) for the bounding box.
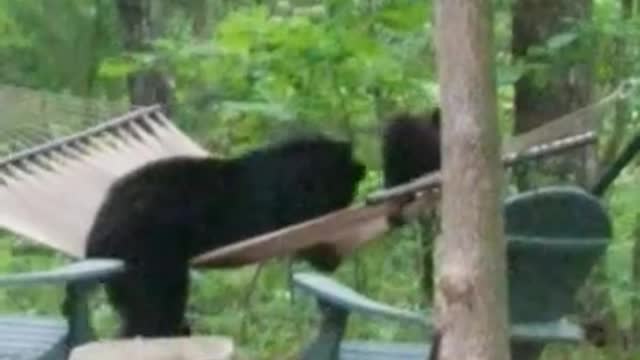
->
(86, 135, 365, 338)
(382, 109, 442, 358)
(382, 108, 441, 225)
(429, 331, 441, 360)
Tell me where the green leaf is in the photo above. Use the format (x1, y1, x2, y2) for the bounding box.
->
(220, 101, 295, 121)
(497, 62, 527, 86)
(545, 32, 578, 50)
(98, 56, 140, 78)
(376, 3, 427, 32)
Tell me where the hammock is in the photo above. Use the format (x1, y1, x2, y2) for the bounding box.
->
(0, 103, 396, 268)
(0, 105, 208, 258)
(0, 92, 611, 268)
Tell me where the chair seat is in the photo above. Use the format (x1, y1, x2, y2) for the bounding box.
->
(0, 316, 68, 360)
(340, 341, 430, 360)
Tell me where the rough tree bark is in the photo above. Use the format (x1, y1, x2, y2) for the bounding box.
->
(116, 0, 172, 112)
(512, 0, 595, 187)
(432, 1, 510, 359)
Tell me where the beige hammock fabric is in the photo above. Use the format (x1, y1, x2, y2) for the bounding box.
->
(0, 105, 208, 258)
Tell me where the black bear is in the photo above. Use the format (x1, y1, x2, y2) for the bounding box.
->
(382, 108, 442, 359)
(382, 108, 441, 225)
(86, 135, 365, 338)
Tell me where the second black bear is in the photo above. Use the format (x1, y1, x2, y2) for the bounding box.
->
(383, 109, 442, 358)
(86, 135, 365, 338)
(382, 108, 441, 225)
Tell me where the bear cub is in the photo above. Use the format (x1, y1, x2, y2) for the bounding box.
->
(86, 135, 365, 338)
(382, 108, 441, 225)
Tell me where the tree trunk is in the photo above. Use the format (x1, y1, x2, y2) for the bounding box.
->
(433, 1, 510, 359)
(602, 0, 634, 167)
(512, 0, 595, 187)
(512, 0, 593, 134)
(631, 214, 640, 347)
(116, 0, 172, 112)
(191, 0, 210, 37)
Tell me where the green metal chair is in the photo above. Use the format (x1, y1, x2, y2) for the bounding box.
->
(294, 186, 611, 360)
(0, 105, 201, 359)
(0, 259, 124, 360)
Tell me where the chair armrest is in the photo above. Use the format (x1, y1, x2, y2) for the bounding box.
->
(295, 272, 586, 345)
(293, 272, 430, 328)
(0, 258, 125, 287)
(512, 319, 584, 344)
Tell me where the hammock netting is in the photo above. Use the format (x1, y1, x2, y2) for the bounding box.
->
(0, 95, 208, 258)
(0, 85, 133, 158)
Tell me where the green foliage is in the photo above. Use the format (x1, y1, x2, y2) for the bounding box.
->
(98, 2, 439, 157)
(0, 0, 639, 359)
(605, 167, 640, 327)
(0, 234, 66, 316)
(0, 0, 125, 97)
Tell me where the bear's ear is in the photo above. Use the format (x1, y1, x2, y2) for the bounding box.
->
(430, 107, 441, 128)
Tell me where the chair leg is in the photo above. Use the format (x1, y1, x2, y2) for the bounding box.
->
(301, 301, 349, 360)
(63, 283, 97, 350)
(512, 342, 544, 360)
